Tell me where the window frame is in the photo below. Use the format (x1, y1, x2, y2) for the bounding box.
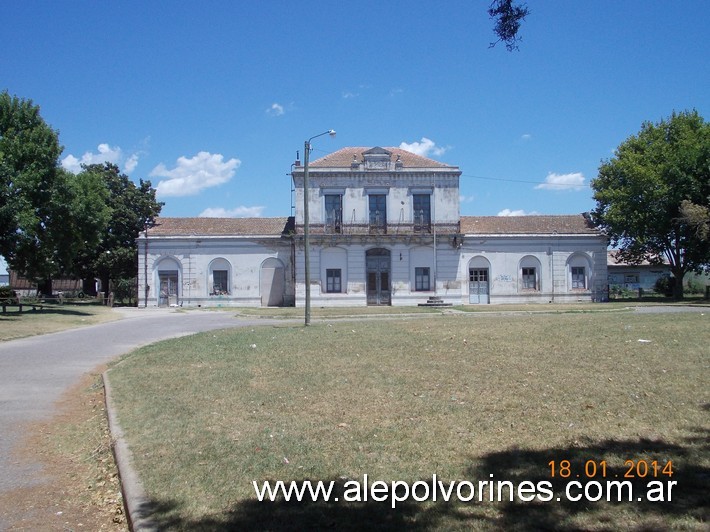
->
(368, 194, 387, 232)
(326, 268, 342, 293)
(571, 266, 586, 289)
(212, 269, 229, 295)
(412, 193, 431, 232)
(522, 267, 537, 290)
(414, 266, 431, 291)
(209, 260, 231, 296)
(324, 194, 343, 233)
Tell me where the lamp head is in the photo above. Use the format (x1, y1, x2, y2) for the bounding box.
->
(328, 129, 336, 137)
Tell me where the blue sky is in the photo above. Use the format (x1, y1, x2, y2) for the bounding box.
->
(2, 1, 709, 274)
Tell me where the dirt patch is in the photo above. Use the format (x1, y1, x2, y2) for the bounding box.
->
(0, 368, 127, 530)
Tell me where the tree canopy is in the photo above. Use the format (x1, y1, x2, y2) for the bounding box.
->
(75, 163, 162, 295)
(1, 91, 162, 296)
(0, 91, 93, 287)
(591, 110, 710, 298)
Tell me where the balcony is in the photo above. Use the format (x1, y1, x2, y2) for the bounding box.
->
(296, 219, 459, 237)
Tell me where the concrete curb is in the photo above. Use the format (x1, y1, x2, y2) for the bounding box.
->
(103, 370, 158, 532)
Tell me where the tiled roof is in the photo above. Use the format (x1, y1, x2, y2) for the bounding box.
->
(607, 250, 667, 266)
(460, 215, 599, 235)
(148, 217, 293, 236)
(308, 147, 455, 169)
(148, 215, 599, 237)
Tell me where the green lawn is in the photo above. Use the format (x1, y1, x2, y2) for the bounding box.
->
(108, 311, 709, 530)
(0, 303, 120, 341)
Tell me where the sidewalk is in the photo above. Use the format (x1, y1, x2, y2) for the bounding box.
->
(0, 309, 269, 530)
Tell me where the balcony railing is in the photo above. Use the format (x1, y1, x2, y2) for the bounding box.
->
(296, 220, 458, 236)
(413, 211, 431, 233)
(369, 211, 387, 235)
(325, 209, 342, 234)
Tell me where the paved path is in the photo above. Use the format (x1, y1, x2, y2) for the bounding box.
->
(0, 308, 275, 501)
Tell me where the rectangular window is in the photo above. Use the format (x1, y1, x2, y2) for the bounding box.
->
(415, 267, 430, 291)
(571, 266, 586, 289)
(324, 194, 342, 233)
(522, 267, 537, 290)
(213, 270, 228, 295)
(369, 194, 387, 233)
(413, 194, 431, 232)
(326, 269, 342, 293)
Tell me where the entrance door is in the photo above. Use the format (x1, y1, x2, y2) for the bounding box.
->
(159, 271, 179, 307)
(469, 268, 489, 304)
(366, 248, 391, 305)
(261, 258, 285, 307)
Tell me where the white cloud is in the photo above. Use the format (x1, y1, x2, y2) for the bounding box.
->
(61, 143, 142, 174)
(521, 133, 532, 141)
(62, 143, 121, 172)
(342, 91, 358, 99)
(459, 195, 475, 203)
(266, 103, 284, 116)
(151, 152, 241, 197)
(199, 206, 265, 218)
(124, 153, 140, 173)
(535, 172, 586, 191)
(399, 137, 448, 158)
(497, 208, 539, 216)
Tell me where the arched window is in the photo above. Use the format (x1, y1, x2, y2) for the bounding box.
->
(567, 254, 592, 291)
(519, 256, 542, 292)
(209, 258, 232, 295)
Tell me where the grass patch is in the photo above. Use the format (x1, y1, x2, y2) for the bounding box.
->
(0, 303, 120, 341)
(108, 313, 709, 530)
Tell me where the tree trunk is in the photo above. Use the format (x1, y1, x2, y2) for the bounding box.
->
(672, 268, 685, 300)
(82, 277, 98, 297)
(38, 278, 53, 297)
(100, 273, 111, 304)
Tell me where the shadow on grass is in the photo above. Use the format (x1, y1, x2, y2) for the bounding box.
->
(0, 307, 97, 318)
(134, 432, 709, 531)
(465, 431, 709, 530)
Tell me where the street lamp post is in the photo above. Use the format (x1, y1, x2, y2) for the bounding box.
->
(303, 129, 336, 325)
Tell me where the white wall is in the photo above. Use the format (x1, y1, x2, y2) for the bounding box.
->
(137, 236, 293, 307)
(294, 172, 460, 227)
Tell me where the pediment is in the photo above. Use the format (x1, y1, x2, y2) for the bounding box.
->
(363, 147, 391, 156)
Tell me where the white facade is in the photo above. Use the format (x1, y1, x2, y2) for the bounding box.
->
(136, 147, 608, 308)
(137, 219, 294, 308)
(290, 146, 607, 307)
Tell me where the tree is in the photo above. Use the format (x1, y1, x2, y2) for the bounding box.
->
(488, 0, 530, 51)
(74, 163, 162, 297)
(1, 91, 112, 294)
(1, 91, 63, 266)
(591, 110, 710, 299)
(2, 92, 76, 292)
